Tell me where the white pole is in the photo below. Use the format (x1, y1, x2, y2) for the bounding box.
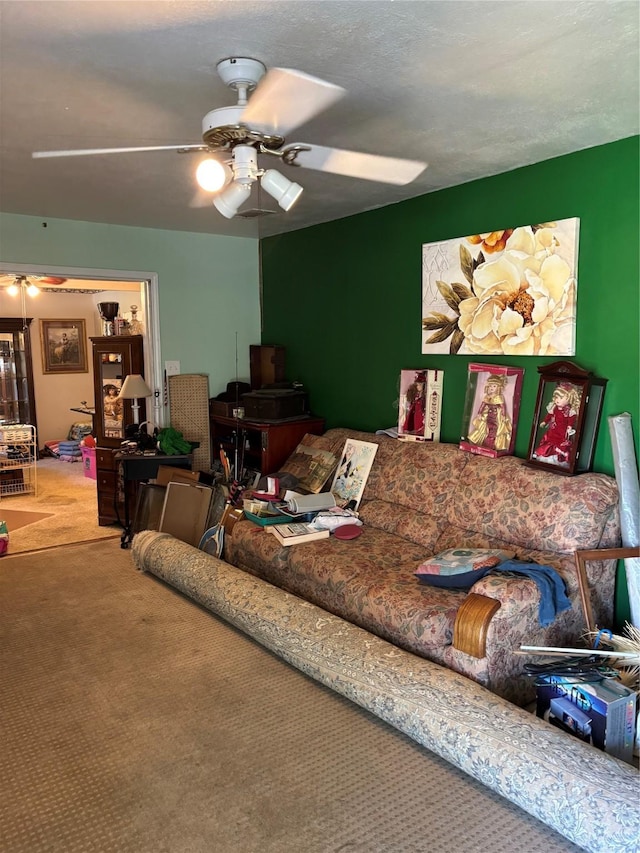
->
(609, 413, 640, 628)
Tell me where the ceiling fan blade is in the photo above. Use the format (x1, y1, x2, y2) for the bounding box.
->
(241, 68, 345, 136)
(287, 144, 427, 185)
(32, 144, 206, 159)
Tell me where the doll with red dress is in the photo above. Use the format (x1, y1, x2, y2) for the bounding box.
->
(533, 381, 583, 466)
(401, 371, 427, 435)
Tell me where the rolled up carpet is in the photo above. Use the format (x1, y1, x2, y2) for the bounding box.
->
(132, 530, 639, 853)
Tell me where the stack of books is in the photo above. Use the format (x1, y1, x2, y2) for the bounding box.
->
(267, 522, 330, 546)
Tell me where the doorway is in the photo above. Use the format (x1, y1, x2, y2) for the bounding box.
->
(0, 262, 163, 430)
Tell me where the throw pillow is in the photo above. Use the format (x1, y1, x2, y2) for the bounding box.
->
(415, 547, 516, 589)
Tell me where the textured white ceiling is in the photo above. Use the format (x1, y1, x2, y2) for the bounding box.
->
(0, 1, 637, 239)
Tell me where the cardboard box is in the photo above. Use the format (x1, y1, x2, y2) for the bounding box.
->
(154, 466, 214, 488)
(536, 675, 637, 764)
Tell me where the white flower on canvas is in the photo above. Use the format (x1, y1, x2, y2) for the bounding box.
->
(422, 220, 578, 356)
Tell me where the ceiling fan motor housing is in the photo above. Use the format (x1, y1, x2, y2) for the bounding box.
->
(216, 57, 266, 92)
(202, 106, 285, 150)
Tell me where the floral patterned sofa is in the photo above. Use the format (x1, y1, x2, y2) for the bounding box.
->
(224, 428, 621, 705)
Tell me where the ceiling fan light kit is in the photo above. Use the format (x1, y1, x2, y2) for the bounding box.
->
(32, 56, 427, 220)
(261, 169, 303, 211)
(195, 158, 232, 192)
(214, 181, 252, 219)
(5, 276, 40, 298)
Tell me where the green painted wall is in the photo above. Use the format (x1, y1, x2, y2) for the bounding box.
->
(0, 213, 261, 394)
(261, 137, 639, 626)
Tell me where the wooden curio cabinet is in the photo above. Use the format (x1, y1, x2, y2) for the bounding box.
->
(90, 335, 145, 526)
(90, 335, 145, 447)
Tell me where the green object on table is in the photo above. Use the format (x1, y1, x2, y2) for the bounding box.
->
(157, 427, 192, 455)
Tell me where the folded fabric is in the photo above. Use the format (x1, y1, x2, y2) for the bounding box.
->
(491, 559, 572, 627)
(59, 439, 81, 449)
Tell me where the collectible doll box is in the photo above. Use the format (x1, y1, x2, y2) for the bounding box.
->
(460, 363, 524, 458)
(397, 369, 443, 442)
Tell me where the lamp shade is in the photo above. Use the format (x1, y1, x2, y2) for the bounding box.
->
(118, 374, 152, 400)
(261, 169, 303, 211)
(213, 181, 252, 219)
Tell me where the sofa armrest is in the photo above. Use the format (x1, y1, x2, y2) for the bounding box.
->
(452, 573, 541, 660)
(453, 593, 501, 657)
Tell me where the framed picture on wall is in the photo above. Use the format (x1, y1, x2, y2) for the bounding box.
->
(40, 319, 88, 374)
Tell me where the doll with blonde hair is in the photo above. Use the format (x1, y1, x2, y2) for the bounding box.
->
(533, 382, 582, 465)
(467, 374, 512, 451)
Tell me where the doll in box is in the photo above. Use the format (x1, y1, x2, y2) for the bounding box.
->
(402, 371, 427, 436)
(533, 382, 582, 465)
(467, 374, 512, 452)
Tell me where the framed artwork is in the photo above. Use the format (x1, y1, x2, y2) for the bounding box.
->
(460, 364, 524, 458)
(421, 218, 579, 356)
(330, 439, 379, 511)
(40, 319, 88, 374)
(279, 438, 339, 493)
(398, 368, 443, 442)
(526, 361, 607, 476)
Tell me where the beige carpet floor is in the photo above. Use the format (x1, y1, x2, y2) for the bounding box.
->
(0, 457, 119, 553)
(0, 508, 53, 530)
(0, 539, 583, 853)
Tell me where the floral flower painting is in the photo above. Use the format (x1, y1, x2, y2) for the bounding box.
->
(421, 218, 579, 355)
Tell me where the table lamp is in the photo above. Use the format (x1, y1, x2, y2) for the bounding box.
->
(118, 374, 152, 425)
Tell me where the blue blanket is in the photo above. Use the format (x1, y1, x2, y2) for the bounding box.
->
(493, 559, 572, 627)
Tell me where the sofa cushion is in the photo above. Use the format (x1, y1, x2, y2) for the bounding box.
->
(227, 519, 464, 654)
(415, 547, 516, 589)
(284, 527, 463, 653)
(443, 453, 619, 553)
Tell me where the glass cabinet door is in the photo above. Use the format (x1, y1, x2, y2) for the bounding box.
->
(99, 351, 125, 439)
(0, 319, 36, 430)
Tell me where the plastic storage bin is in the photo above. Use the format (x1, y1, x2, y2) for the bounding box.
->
(81, 446, 97, 480)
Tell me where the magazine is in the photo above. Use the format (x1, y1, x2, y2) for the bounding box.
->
(267, 522, 330, 546)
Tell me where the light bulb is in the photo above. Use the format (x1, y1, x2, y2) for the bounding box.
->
(196, 158, 230, 192)
(26, 284, 40, 297)
(7, 284, 19, 296)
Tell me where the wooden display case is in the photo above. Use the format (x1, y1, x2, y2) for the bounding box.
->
(210, 414, 324, 477)
(90, 335, 145, 525)
(90, 335, 145, 447)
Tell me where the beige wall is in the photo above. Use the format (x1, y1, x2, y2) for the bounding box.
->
(5, 287, 143, 447)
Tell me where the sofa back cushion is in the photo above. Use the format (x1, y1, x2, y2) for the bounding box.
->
(298, 429, 619, 556)
(442, 453, 619, 554)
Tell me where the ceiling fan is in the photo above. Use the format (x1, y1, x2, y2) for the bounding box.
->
(32, 57, 428, 219)
(0, 274, 67, 294)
